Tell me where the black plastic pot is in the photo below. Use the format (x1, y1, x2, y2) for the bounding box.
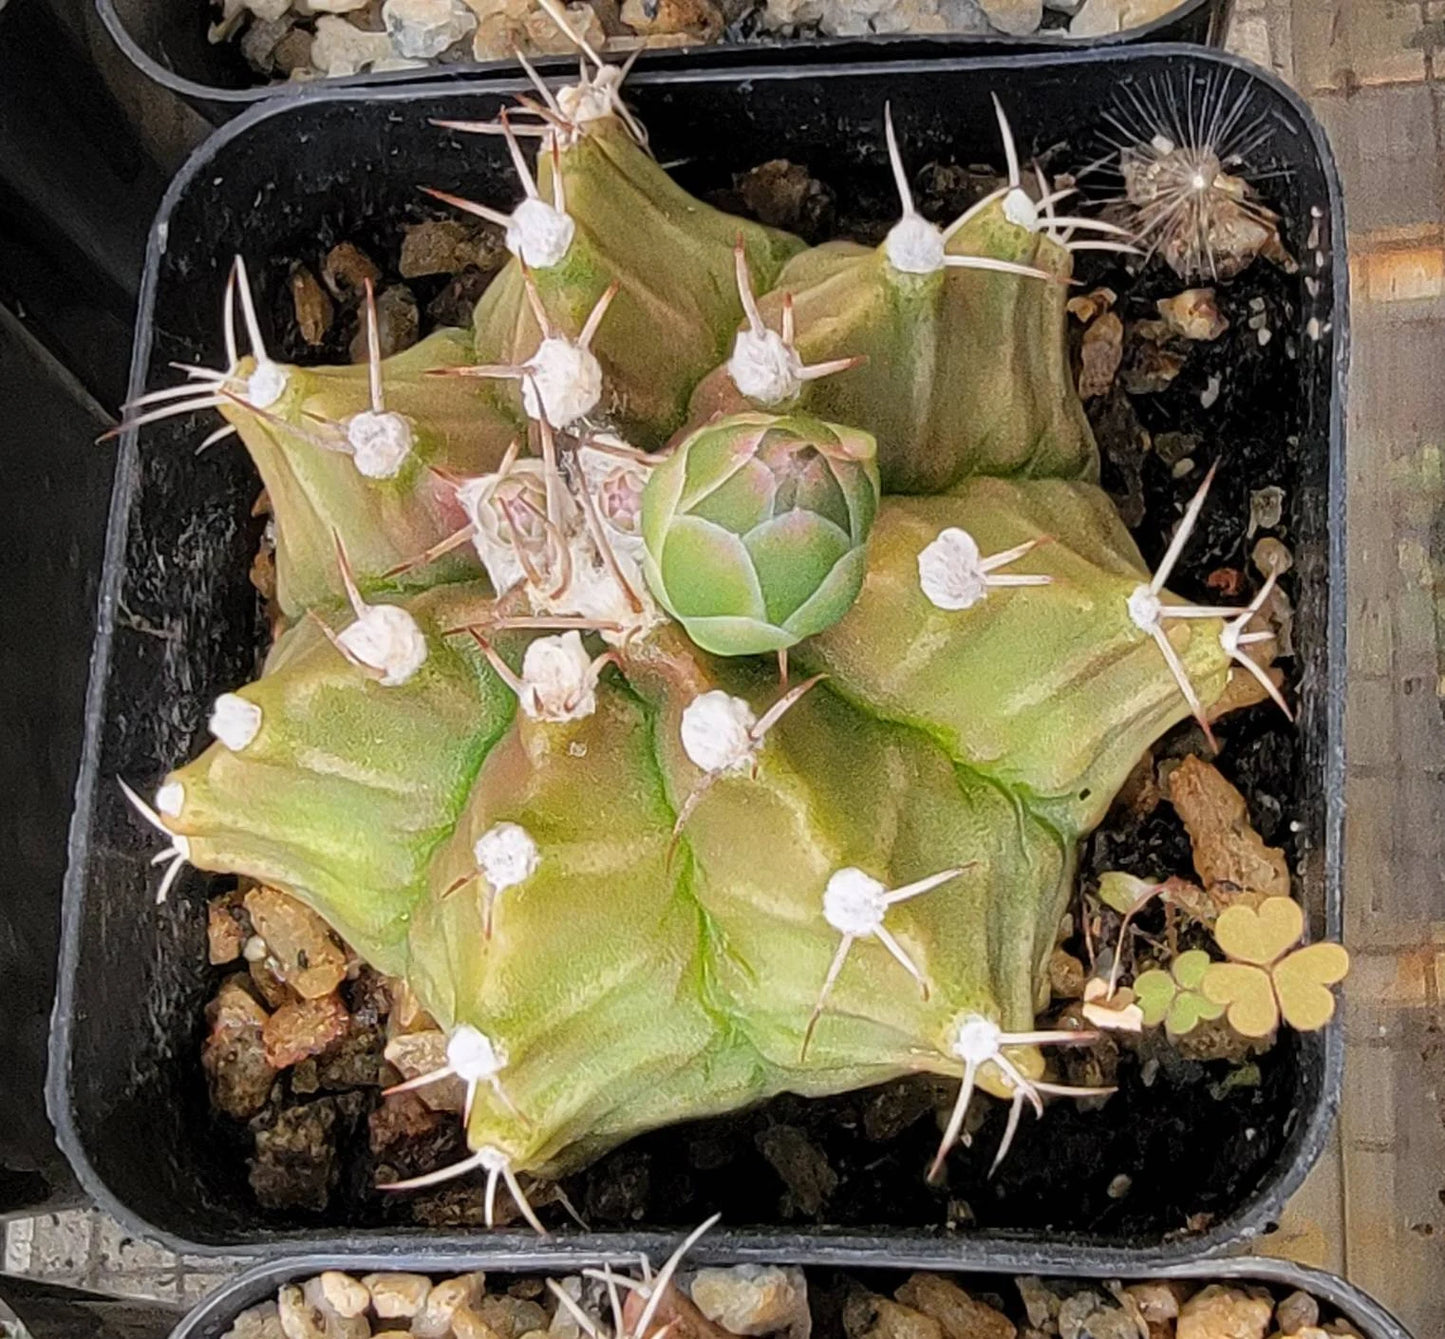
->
(98, 0, 1232, 124)
(172, 1258, 1410, 1339)
(48, 45, 1348, 1262)
(0, 306, 117, 1216)
(0, 1275, 182, 1339)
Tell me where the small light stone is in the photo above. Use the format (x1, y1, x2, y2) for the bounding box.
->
(383, 0, 477, 57)
(1177, 1285, 1274, 1339)
(318, 1272, 371, 1319)
(361, 1273, 432, 1320)
(1275, 1290, 1321, 1336)
(690, 1266, 811, 1339)
(413, 1275, 485, 1339)
(309, 14, 396, 77)
(979, 0, 1041, 33)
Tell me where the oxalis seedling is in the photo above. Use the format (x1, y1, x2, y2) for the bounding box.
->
(113, 49, 1331, 1228)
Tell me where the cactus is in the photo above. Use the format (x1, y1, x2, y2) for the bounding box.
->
(683, 104, 1138, 494)
(116, 62, 1289, 1224)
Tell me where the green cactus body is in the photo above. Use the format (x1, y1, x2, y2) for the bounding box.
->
(165, 607, 1073, 1175)
(124, 86, 1261, 1195)
(689, 198, 1096, 493)
(799, 479, 1230, 834)
(170, 581, 514, 968)
(221, 331, 521, 617)
(471, 116, 804, 448)
(640, 412, 880, 656)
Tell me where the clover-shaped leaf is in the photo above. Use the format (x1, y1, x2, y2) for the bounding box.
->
(1201, 896, 1350, 1037)
(1134, 949, 1224, 1036)
(1098, 871, 1156, 915)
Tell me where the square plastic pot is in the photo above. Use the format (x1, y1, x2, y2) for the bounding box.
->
(170, 1257, 1410, 1339)
(48, 45, 1347, 1264)
(96, 0, 1232, 123)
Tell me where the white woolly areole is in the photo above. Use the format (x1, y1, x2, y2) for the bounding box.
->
(680, 691, 758, 775)
(950, 1013, 1003, 1064)
(209, 693, 263, 751)
(477, 1145, 510, 1172)
(519, 630, 596, 721)
(823, 867, 889, 936)
(521, 337, 603, 428)
(456, 462, 551, 595)
(556, 70, 623, 128)
(917, 527, 989, 611)
(1003, 186, 1040, 231)
(1127, 583, 1162, 632)
(338, 604, 428, 686)
(473, 821, 539, 893)
(156, 781, 186, 819)
(246, 361, 288, 410)
(577, 442, 647, 555)
(727, 327, 804, 406)
(506, 197, 576, 270)
(884, 214, 946, 275)
(536, 541, 660, 647)
(446, 1024, 507, 1080)
(346, 410, 414, 479)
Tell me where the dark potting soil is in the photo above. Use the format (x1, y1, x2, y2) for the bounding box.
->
(197, 146, 1315, 1241)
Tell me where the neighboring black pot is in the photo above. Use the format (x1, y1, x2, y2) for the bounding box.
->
(171, 1257, 1411, 1339)
(97, 0, 1233, 124)
(0, 1275, 182, 1339)
(47, 45, 1348, 1261)
(0, 308, 117, 1217)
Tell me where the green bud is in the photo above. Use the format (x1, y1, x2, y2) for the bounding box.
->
(641, 413, 880, 656)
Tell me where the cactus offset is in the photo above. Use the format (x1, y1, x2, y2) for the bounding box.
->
(117, 64, 1287, 1220)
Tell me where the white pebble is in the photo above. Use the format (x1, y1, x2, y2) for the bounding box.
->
(382, 0, 476, 58)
